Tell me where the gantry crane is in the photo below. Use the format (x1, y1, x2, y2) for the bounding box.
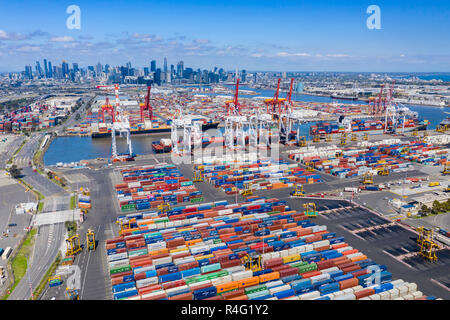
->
(100, 97, 115, 124)
(416, 227, 439, 262)
(86, 229, 96, 251)
(242, 182, 253, 197)
(305, 162, 315, 172)
(412, 128, 418, 136)
(312, 133, 320, 143)
(298, 136, 307, 147)
(65, 234, 82, 256)
(116, 219, 131, 236)
(241, 252, 262, 272)
(363, 133, 369, 141)
(378, 165, 390, 176)
(304, 203, 318, 217)
(340, 132, 347, 146)
(158, 203, 171, 214)
(264, 78, 287, 122)
(351, 133, 357, 142)
(140, 86, 153, 122)
(193, 170, 204, 182)
(291, 184, 305, 197)
(443, 162, 450, 176)
(325, 134, 332, 142)
(110, 84, 134, 162)
(362, 172, 374, 185)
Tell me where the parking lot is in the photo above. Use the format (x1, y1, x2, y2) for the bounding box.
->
(290, 199, 450, 299)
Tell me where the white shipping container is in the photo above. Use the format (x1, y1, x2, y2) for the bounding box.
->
(299, 290, 321, 300)
(141, 290, 166, 300)
(152, 256, 172, 266)
(269, 284, 291, 295)
(136, 276, 158, 288)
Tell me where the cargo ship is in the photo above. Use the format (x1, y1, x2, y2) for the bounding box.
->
(309, 118, 428, 137)
(151, 139, 172, 153)
(91, 119, 219, 138)
(330, 95, 358, 101)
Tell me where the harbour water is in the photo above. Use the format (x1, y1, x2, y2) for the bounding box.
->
(44, 90, 448, 165)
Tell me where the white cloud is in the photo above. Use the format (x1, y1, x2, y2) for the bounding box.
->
(276, 52, 311, 57)
(0, 29, 27, 41)
(50, 36, 75, 42)
(16, 45, 41, 52)
(325, 54, 350, 58)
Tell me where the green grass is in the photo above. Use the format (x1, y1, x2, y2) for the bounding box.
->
(2, 228, 37, 300)
(70, 195, 77, 210)
(37, 202, 44, 212)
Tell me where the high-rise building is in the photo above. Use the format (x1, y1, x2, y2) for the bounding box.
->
(73, 63, 79, 73)
(150, 60, 156, 73)
(48, 61, 52, 78)
(62, 60, 69, 78)
(35, 61, 42, 78)
(177, 61, 184, 78)
(43, 59, 48, 78)
(96, 62, 103, 76)
(24, 65, 33, 79)
(144, 67, 149, 76)
(154, 68, 161, 85)
(164, 57, 168, 73)
(104, 64, 110, 74)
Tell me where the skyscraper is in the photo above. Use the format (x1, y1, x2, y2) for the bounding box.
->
(35, 61, 42, 77)
(73, 63, 79, 73)
(96, 62, 103, 76)
(150, 60, 156, 73)
(43, 59, 48, 78)
(48, 61, 52, 78)
(24, 65, 33, 79)
(164, 58, 168, 73)
(177, 61, 184, 78)
(62, 60, 69, 78)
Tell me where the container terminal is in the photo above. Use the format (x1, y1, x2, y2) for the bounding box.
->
(1, 78, 449, 302)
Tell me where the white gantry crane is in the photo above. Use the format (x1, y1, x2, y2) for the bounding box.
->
(110, 84, 134, 162)
(171, 105, 202, 155)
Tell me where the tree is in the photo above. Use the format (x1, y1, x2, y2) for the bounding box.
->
(420, 204, 430, 216)
(432, 200, 441, 214)
(9, 165, 22, 178)
(75, 113, 81, 121)
(47, 171, 54, 180)
(59, 177, 67, 187)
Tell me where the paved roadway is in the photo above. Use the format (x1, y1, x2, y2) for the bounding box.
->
(7, 222, 65, 300)
(0, 135, 25, 168)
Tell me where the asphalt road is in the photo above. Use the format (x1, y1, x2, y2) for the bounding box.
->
(8, 222, 65, 300)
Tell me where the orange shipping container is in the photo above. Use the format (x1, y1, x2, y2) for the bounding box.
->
(237, 276, 260, 289)
(259, 272, 280, 283)
(216, 281, 239, 294)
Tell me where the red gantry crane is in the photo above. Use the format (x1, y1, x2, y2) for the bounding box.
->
(225, 78, 242, 116)
(140, 86, 153, 122)
(264, 78, 287, 120)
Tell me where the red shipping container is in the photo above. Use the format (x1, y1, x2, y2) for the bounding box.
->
(339, 277, 359, 290)
(354, 288, 375, 300)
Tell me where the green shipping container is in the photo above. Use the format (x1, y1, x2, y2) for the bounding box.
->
(245, 284, 267, 295)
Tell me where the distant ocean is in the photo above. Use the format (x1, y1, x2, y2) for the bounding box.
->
(416, 73, 450, 82)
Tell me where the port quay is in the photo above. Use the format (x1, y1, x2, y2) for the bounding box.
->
(0, 1, 449, 316)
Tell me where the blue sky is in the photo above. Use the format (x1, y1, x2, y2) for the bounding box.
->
(0, 0, 449, 72)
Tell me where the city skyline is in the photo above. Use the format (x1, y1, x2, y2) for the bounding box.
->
(0, 1, 449, 72)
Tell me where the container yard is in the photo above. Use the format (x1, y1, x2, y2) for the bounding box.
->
(115, 164, 204, 213)
(104, 197, 436, 301)
(194, 157, 322, 195)
(287, 137, 449, 179)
